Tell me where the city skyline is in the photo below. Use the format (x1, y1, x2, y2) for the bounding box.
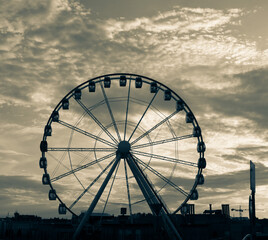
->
(0, 0, 267, 219)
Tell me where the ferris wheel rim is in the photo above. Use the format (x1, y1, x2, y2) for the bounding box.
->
(40, 73, 205, 217)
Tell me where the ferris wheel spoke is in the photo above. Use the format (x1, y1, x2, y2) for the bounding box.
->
(130, 110, 179, 146)
(128, 89, 159, 142)
(48, 147, 115, 152)
(67, 151, 87, 191)
(73, 155, 121, 239)
(124, 79, 131, 140)
(134, 156, 188, 196)
(100, 83, 122, 142)
(132, 134, 194, 149)
(76, 152, 95, 168)
(131, 150, 197, 167)
(58, 120, 116, 148)
(69, 157, 117, 210)
(52, 152, 69, 178)
(50, 152, 116, 182)
(72, 151, 89, 158)
(75, 99, 118, 144)
(100, 159, 120, 218)
(47, 152, 70, 177)
(124, 159, 132, 215)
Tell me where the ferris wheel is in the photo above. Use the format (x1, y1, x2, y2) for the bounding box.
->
(39, 73, 206, 234)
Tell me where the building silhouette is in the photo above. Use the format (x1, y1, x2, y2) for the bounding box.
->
(1, 207, 268, 240)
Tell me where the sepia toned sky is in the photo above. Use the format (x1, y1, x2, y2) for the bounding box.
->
(0, 0, 268, 219)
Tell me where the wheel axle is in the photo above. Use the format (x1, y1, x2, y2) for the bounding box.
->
(117, 141, 131, 158)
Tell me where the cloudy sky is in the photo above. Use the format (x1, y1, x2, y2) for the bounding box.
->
(0, 0, 268, 219)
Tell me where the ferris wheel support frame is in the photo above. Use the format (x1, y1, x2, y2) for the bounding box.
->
(127, 153, 183, 240)
(73, 151, 182, 240)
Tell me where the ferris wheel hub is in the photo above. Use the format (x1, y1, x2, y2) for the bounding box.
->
(117, 141, 131, 157)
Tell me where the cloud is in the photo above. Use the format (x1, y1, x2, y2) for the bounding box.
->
(0, 175, 53, 216)
(1, 3, 266, 112)
(195, 67, 268, 131)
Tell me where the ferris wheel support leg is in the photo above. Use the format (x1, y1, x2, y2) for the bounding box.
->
(72, 156, 120, 240)
(126, 154, 183, 240)
(126, 158, 154, 207)
(127, 154, 166, 213)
